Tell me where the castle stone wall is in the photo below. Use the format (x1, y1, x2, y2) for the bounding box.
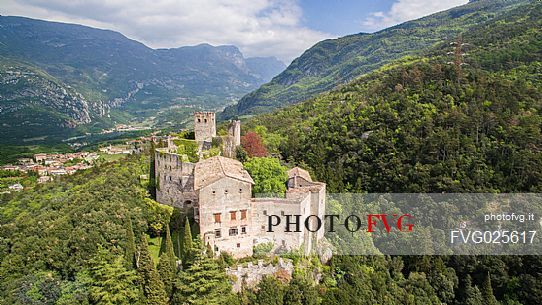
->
(251, 195, 312, 253)
(154, 112, 326, 259)
(199, 177, 254, 258)
(229, 120, 241, 147)
(155, 149, 197, 208)
(226, 259, 294, 292)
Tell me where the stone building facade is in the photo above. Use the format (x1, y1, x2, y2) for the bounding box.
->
(155, 112, 326, 258)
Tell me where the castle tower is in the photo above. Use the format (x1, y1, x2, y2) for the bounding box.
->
(194, 112, 216, 143)
(228, 120, 241, 147)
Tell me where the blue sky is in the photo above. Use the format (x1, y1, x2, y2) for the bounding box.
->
(299, 0, 393, 36)
(2, 0, 467, 63)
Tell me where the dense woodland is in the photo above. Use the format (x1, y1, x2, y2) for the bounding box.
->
(1, 1, 542, 305)
(2, 154, 541, 304)
(241, 1, 542, 304)
(247, 1, 542, 193)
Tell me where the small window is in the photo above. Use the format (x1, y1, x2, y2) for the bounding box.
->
(230, 211, 237, 220)
(204, 119, 207, 123)
(224, 189, 228, 194)
(282, 240, 286, 246)
(214, 213, 221, 223)
(263, 210, 267, 216)
(212, 190, 216, 195)
(214, 245, 219, 252)
(198, 118, 201, 123)
(184, 200, 192, 206)
(261, 225, 265, 230)
(240, 210, 247, 220)
(237, 243, 240, 248)
(280, 210, 285, 216)
(214, 229, 221, 238)
(239, 188, 243, 193)
(229, 227, 238, 236)
(241, 226, 247, 234)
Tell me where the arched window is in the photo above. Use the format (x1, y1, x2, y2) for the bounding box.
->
(184, 200, 192, 206)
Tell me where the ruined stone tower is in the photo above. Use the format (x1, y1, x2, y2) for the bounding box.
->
(228, 120, 241, 147)
(194, 112, 216, 143)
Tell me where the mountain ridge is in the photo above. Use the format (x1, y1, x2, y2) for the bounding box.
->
(221, 0, 530, 119)
(0, 15, 285, 144)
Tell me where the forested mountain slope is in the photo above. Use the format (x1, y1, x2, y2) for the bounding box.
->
(247, 0, 542, 193)
(222, 0, 530, 118)
(0, 16, 284, 144)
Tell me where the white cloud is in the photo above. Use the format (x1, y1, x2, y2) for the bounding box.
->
(362, 0, 468, 31)
(1, 0, 331, 63)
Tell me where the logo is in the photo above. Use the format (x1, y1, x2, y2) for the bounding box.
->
(266, 213, 415, 233)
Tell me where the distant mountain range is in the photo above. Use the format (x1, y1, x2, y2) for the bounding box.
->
(221, 0, 529, 118)
(0, 16, 285, 144)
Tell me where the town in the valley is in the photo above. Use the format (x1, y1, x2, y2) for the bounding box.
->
(0, 141, 141, 193)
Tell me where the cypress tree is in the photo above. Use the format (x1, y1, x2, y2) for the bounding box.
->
(88, 246, 140, 305)
(181, 217, 193, 266)
(463, 275, 483, 305)
(172, 240, 233, 305)
(284, 276, 318, 305)
(255, 276, 284, 305)
(481, 272, 499, 305)
(206, 242, 214, 258)
(149, 141, 157, 198)
(169, 208, 183, 258)
(158, 225, 176, 298)
(138, 235, 168, 305)
(124, 218, 137, 268)
(165, 224, 177, 268)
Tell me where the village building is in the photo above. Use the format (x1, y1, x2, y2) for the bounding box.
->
(8, 183, 24, 191)
(34, 153, 47, 163)
(155, 112, 326, 258)
(49, 168, 68, 176)
(17, 158, 34, 165)
(99, 145, 133, 155)
(37, 176, 53, 184)
(34, 166, 48, 176)
(1, 165, 20, 172)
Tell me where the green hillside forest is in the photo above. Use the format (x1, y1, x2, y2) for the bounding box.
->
(3, 154, 542, 304)
(246, 0, 542, 193)
(222, 0, 530, 118)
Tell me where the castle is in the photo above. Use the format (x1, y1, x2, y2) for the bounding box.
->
(155, 112, 326, 258)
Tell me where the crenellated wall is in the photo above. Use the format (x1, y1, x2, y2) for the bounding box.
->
(155, 148, 197, 209)
(226, 259, 294, 292)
